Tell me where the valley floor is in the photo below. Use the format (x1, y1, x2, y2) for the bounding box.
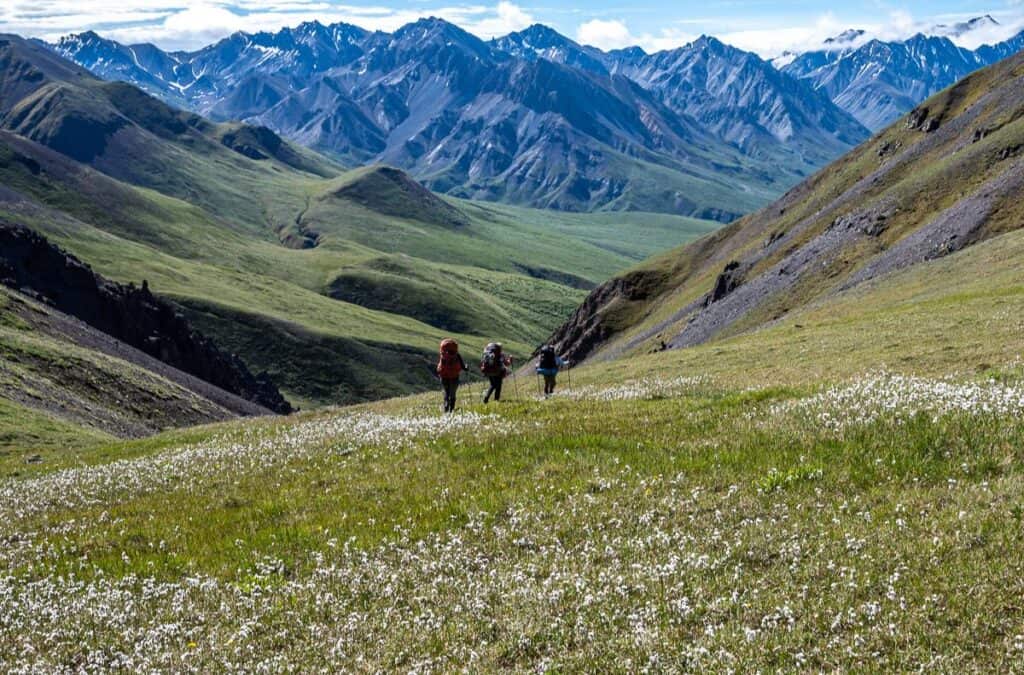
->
(2, 227, 1024, 671)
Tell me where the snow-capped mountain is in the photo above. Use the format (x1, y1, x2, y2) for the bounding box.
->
(931, 15, 1000, 39)
(603, 35, 868, 169)
(781, 21, 1024, 130)
(51, 18, 871, 216)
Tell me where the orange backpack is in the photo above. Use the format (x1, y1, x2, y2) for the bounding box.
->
(437, 339, 463, 379)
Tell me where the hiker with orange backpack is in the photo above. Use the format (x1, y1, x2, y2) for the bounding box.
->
(436, 338, 468, 413)
(480, 342, 512, 404)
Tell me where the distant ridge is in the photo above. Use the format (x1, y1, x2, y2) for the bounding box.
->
(782, 23, 1024, 129)
(49, 19, 872, 218)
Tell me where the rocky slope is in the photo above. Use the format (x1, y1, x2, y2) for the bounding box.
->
(0, 221, 291, 414)
(605, 35, 868, 172)
(548, 48, 1024, 363)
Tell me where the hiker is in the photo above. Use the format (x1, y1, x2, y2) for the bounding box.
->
(480, 342, 512, 403)
(436, 338, 468, 413)
(536, 345, 569, 397)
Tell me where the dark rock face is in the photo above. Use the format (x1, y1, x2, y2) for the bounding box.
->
(707, 260, 744, 305)
(0, 222, 292, 413)
(543, 269, 665, 363)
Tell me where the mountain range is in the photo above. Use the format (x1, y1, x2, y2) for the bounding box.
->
(549, 45, 1024, 365)
(49, 19, 872, 220)
(48, 17, 1024, 218)
(782, 28, 1024, 130)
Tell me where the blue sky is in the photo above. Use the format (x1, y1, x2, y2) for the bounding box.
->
(2, 0, 1023, 55)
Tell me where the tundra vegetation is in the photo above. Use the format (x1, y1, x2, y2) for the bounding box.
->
(2, 224, 1024, 671)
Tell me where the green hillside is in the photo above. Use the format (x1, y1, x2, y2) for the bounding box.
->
(3, 217, 1024, 669)
(0, 286, 273, 464)
(0, 35, 718, 409)
(546, 48, 1024, 365)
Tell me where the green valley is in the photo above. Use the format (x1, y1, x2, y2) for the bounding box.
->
(0, 34, 718, 413)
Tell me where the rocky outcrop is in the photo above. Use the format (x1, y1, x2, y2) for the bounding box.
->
(707, 261, 744, 305)
(542, 268, 666, 363)
(0, 222, 292, 413)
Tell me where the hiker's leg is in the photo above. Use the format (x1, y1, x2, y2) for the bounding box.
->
(492, 376, 503, 401)
(443, 379, 457, 412)
(483, 379, 495, 403)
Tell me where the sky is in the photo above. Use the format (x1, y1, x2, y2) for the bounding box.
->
(2, 0, 1023, 57)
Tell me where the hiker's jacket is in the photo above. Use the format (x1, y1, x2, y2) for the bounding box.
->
(536, 355, 566, 376)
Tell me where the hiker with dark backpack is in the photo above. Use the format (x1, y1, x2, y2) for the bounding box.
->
(436, 338, 468, 413)
(480, 342, 512, 403)
(536, 345, 569, 397)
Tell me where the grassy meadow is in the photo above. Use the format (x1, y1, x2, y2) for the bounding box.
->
(2, 224, 1024, 671)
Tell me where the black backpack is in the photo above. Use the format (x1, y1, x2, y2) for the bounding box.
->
(538, 346, 557, 370)
(481, 343, 503, 375)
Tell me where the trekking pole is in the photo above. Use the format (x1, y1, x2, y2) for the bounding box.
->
(510, 357, 520, 401)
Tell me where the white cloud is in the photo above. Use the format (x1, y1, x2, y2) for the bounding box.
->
(576, 19, 696, 52)
(574, 9, 1024, 59)
(460, 1, 534, 38)
(715, 13, 849, 57)
(0, 0, 535, 50)
(576, 19, 633, 50)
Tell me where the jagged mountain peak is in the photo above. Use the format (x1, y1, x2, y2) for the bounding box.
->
(56, 30, 103, 46)
(606, 33, 868, 161)
(689, 34, 728, 50)
(781, 27, 1024, 130)
(394, 16, 480, 43)
(932, 14, 1000, 38)
(44, 20, 874, 215)
(381, 16, 496, 64)
(514, 24, 567, 42)
(608, 46, 647, 59)
(825, 29, 867, 45)
(493, 23, 607, 73)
